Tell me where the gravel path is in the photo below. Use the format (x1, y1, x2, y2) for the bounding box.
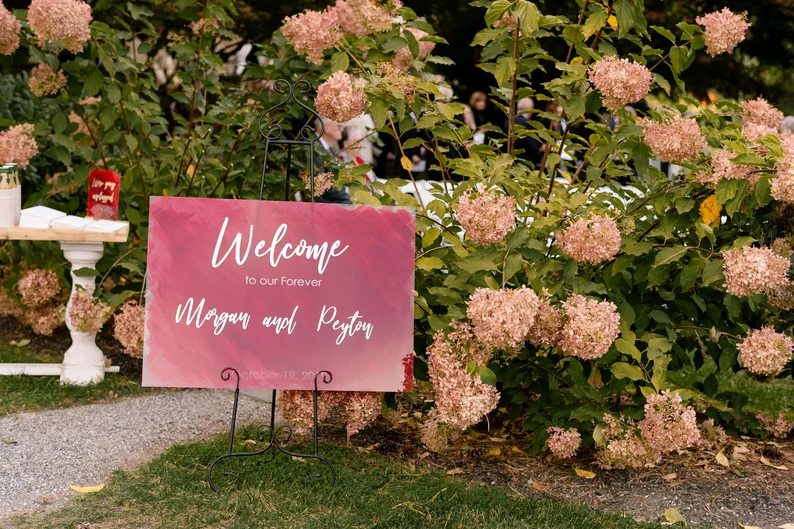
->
(0, 389, 272, 519)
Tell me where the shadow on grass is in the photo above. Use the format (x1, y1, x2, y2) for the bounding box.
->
(11, 426, 666, 529)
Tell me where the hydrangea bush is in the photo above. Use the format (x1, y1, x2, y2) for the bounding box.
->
(1, 0, 794, 462)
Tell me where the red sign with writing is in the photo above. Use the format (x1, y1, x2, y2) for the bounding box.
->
(87, 169, 120, 220)
(142, 197, 416, 392)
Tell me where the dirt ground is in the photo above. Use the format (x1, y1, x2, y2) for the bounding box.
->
(337, 422, 794, 529)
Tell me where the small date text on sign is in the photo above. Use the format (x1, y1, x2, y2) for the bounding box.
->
(142, 197, 416, 391)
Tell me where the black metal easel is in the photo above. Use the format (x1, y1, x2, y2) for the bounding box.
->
(207, 79, 335, 492)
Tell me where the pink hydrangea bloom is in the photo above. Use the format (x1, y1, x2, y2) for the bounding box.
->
(526, 297, 563, 348)
(278, 390, 342, 434)
(771, 238, 793, 258)
(698, 419, 728, 449)
(559, 295, 620, 360)
(696, 8, 750, 57)
(336, 0, 392, 35)
(114, 300, 145, 358)
(338, 392, 382, 440)
(29, 64, 66, 97)
(597, 414, 660, 469)
(639, 391, 700, 453)
(23, 304, 64, 335)
(737, 326, 793, 376)
(428, 320, 493, 367)
(743, 122, 777, 157)
(427, 330, 500, 430)
(768, 282, 794, 311)
(467, 286, 540, 351)
(711, 149, 753, 183)
(420, 416, 459, 452)
(17, 269, 61, 308)
(0, 124, 39, 170)
(68, 289, 113, 334)
(281, 7, 342, 65)
(377, 62, 417, 100)
(771, 168, 794, 203)
(756, 412, 794, 438)
(315, 71, 368, 124)
(0, 2, 21, 55)
(556, 215, 621, 264)
(392, 27, 435, 71)
(302, 172, 333, 197)
(457, 188, 516, 245)
(723, 246, 790, 297)
(28, 0, 92, 53)
(742, 97, 784, 130)
(546, 427, 581, 459)
(587, 56, 652, 110)
(643, 116, 705, 163)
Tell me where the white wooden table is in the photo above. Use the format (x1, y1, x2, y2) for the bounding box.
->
(0, 223, 130, 385)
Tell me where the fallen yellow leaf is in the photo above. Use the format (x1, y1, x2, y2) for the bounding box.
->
(574, 468, 596, 479)
(484, 447, 502, 458)
(400, 156, 412, 172)
(715, 451, 730, 467)
(241, 439, 256, 447)
(607, 15, 618, 30)
(760, 455, 788, 470)
(446, 468, 464, 476)
(777, 524, 794, 529)
(739, 525, 763, 529)
(511, 445, 526, 455)
(662, 473, 677, 481)
(69, 484, 104, 494)
(664, 507, 687, 526)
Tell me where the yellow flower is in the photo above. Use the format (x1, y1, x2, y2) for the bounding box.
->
(571, 56, 584, 64)
(400, 156, 413, 172)
(607, 15, 618, 30)
(700, 194, 721, 226)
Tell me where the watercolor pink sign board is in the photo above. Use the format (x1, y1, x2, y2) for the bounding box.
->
(142, 197, 415, 391)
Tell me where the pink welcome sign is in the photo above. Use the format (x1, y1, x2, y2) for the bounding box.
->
(142, 197, 415, 391)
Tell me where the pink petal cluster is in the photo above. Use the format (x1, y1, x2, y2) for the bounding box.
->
(467, 286, 539, 351)
(457, 188, 515, 245)
(771, 167, 794, 203)
(698, 419, 728, 449)
(696, 8, 750, 57)
(114, 300, 145, 358)
(29, 64, 66, 97)
(642, 116, 705, 163)
(526, 296, 563, 347)
(638, 391, 700, 453)
(315, 71, 368, 124)
(0, 2, 21, 55)
(742, 97, 784, 130)
(556, 215, 621, 264)
(17, 269, 61, 307)
(28, 0, 92, 53)
(278, 390, 340, 434)
(559, 295, 620, 360)
(302, 172, 333, 197)
(420, 416, 458, 452)
(392, 28, 435, 71)
(756, 412, 794, 438)
(768, 283, 794, 310)
(546, 427, 581, 459)
(68, 289, 113, 334)
(336, 0, 392, 35)
(587, 56, 652, 110)
(427, 330, 500, 430)
(338, 392, 382, 440)
(22, 304, 64, 335)
(377, 62, 417, 101)
(711, 149, 753, 184)
(68, 111, 91, 138)
(189, 17, 221, 34)
(281, 7, 342, 65)
(722, 246, 790, 297)
(597, 414, 660, 469)
(772, 238, 793, 258)
(429, 320, 493, 367)
(0, 124, 39, 169)
(737, 326, 793, 376)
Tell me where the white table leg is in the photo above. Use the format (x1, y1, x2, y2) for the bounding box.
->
(60, 241, 106, 386)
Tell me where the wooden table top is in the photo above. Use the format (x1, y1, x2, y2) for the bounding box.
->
(0, 223, 130, 243)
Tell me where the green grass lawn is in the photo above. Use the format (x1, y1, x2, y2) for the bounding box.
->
(0, 342, 153, 417)
(10, 427, 663, 529)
